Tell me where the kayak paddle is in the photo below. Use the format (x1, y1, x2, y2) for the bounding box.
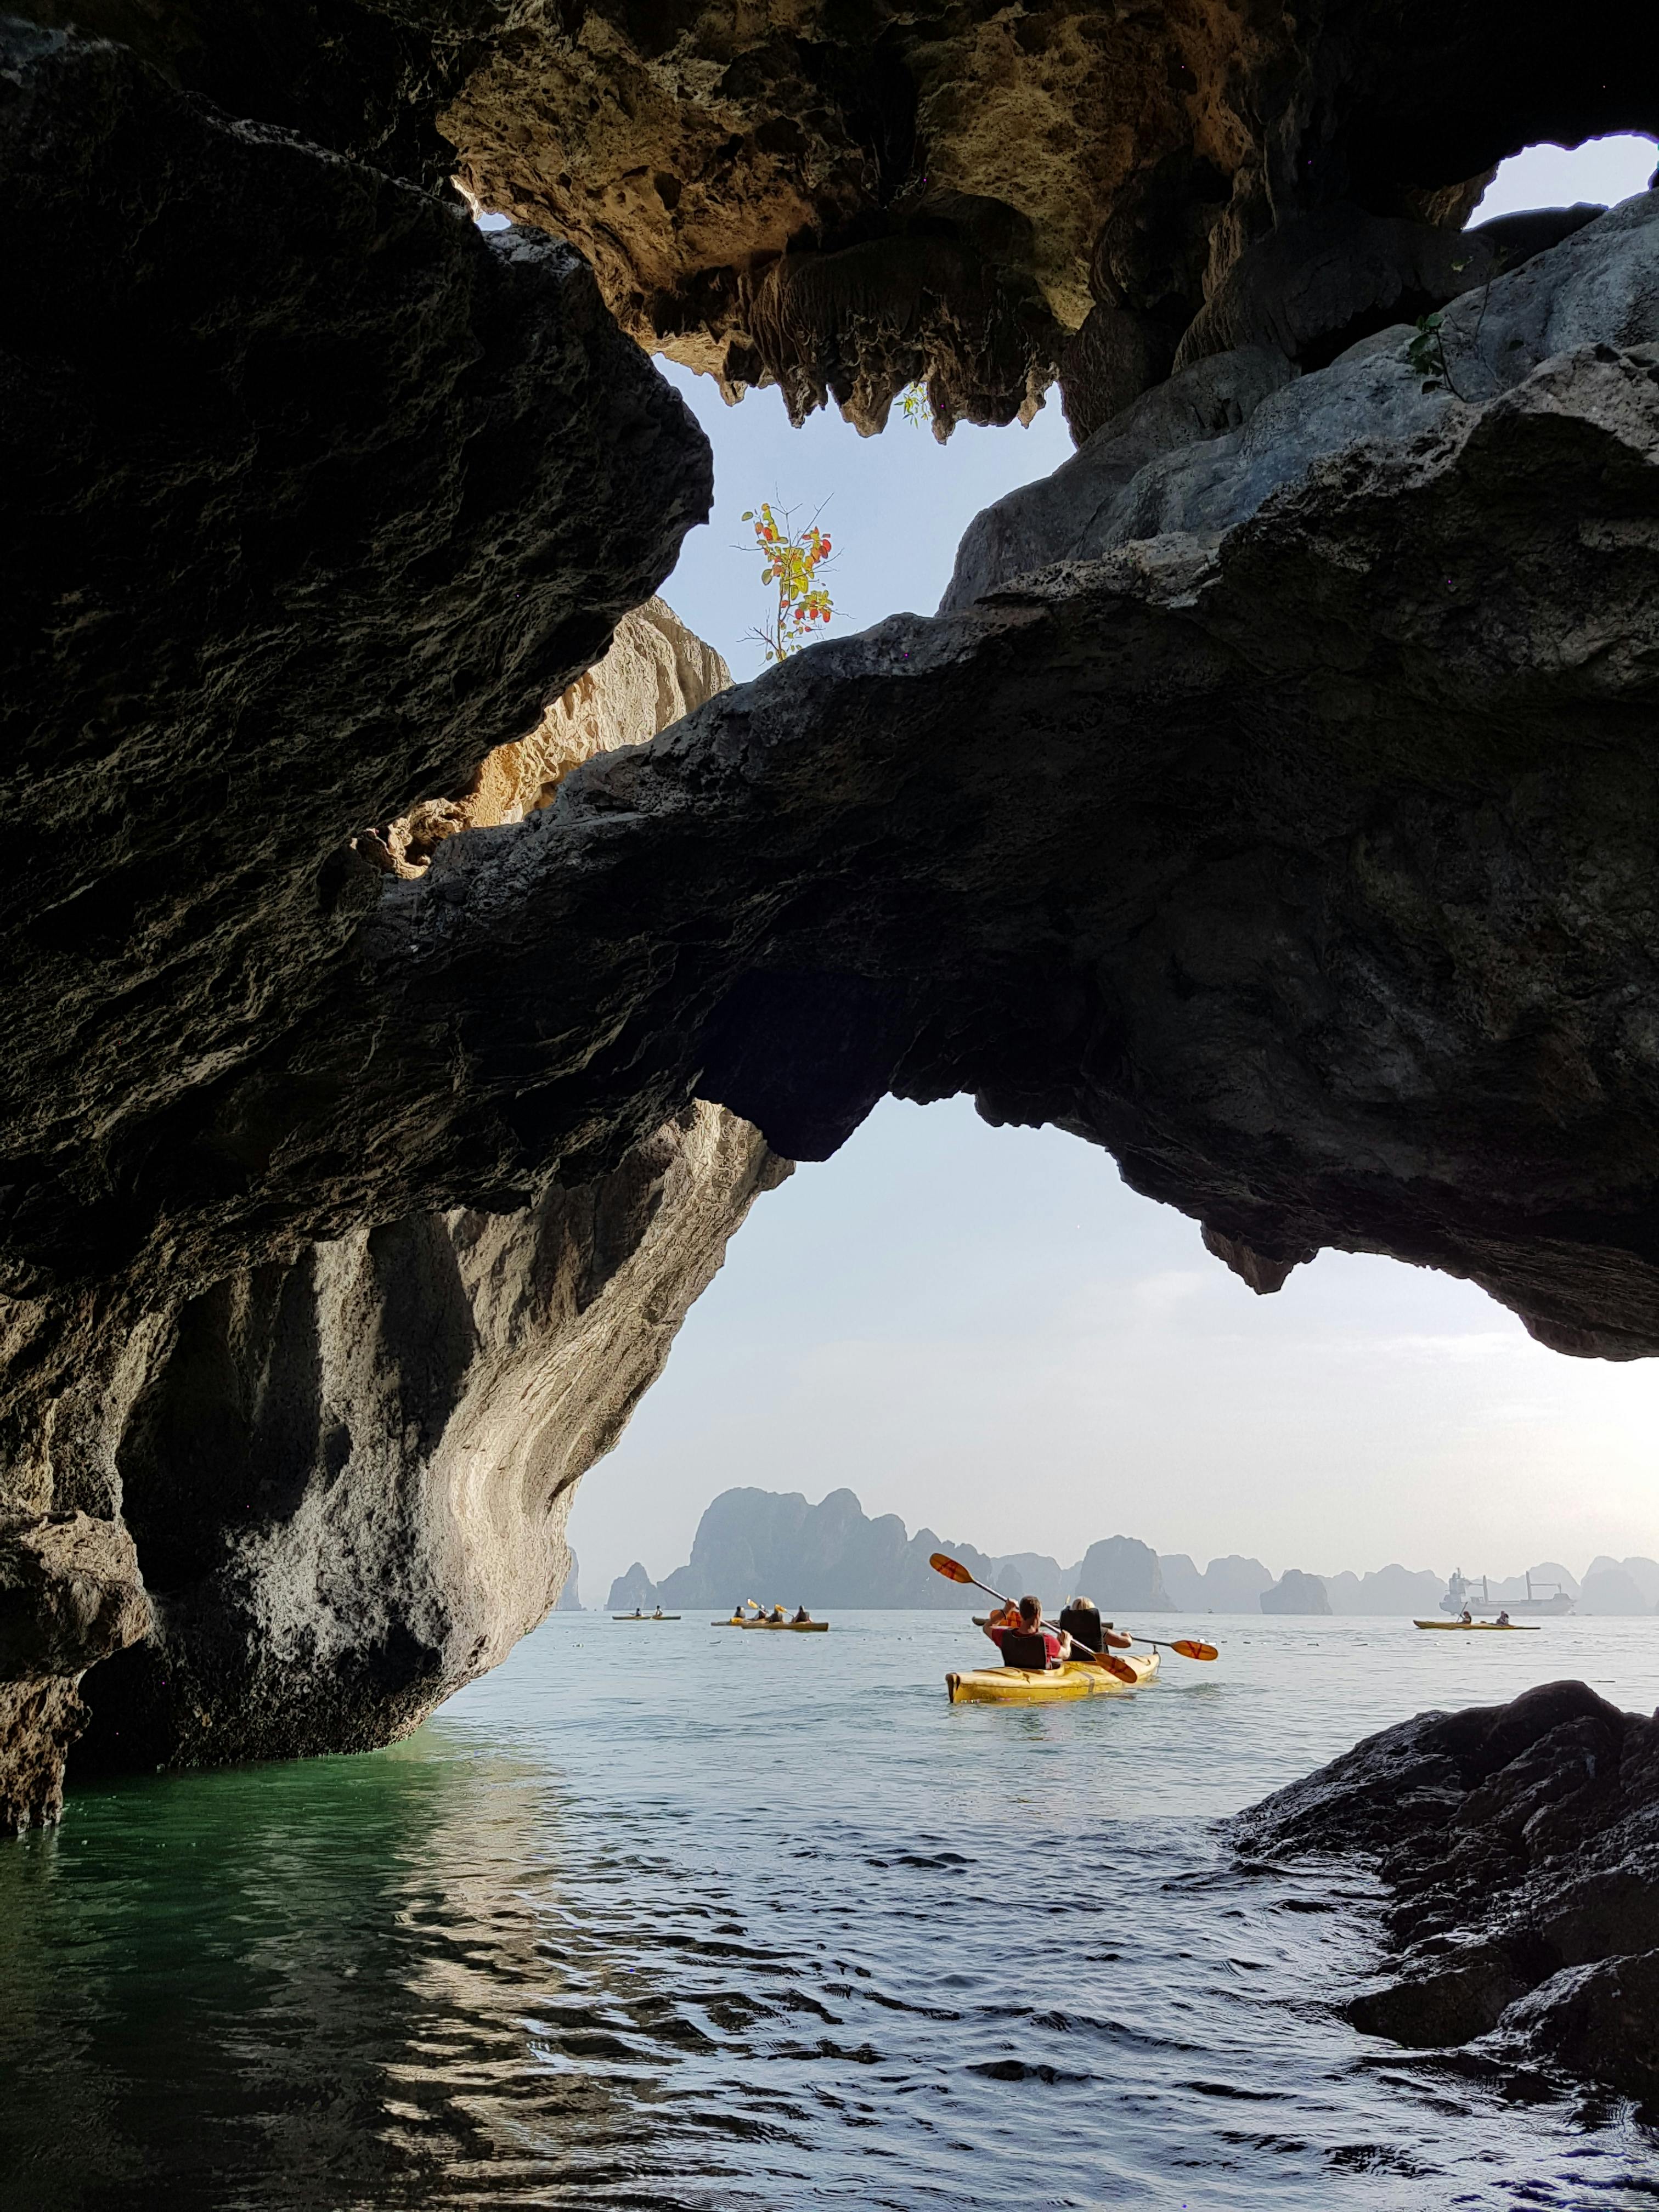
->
(928, 1552, 1138, 1683)
(929, 1553, 1218, 1667)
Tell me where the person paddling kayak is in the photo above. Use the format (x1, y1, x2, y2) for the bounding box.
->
(1058, 1596, 1133, 1659)
(983, 1595, 1075, 1669)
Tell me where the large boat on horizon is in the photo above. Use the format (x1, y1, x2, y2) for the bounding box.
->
(1441, 1569, 1574, 1618)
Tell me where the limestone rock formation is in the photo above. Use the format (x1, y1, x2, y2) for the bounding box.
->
(433, 4, 1659, 437)
(1258, 1568, 1332, 1616)
(76, 1102, 785, 1774)
(57, 592, 785, 1789)
(13, 4, 1652, 441)
(1158, 1553, 1274, 1613)
(0, 1511, 148, 1826)
(1234, 1680, 1659, 2109)
(363, 597, 732, 876)
(287, 197, 1659, 1363)
(0, 14, 741, 1823)
(0, 18, 711, 1313)
(1071, 1537, 1172, 1614)
(616, 1485, 1083, 1613)
(7, 0, 1659, 1847)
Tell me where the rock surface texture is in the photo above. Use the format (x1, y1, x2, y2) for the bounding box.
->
(0, 19, 758, 1822)
(61, 593, 785, 1785)
(433, 3, 1659, 437)
(268, 198, 1659, 1363)
(0, 19, 711, 1313)
(1234, 1680, 1659, 2110)
(77, 1101, 784, 1774)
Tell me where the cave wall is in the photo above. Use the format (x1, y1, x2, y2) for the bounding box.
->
(76, 1102, 784, 1774)
(0, 11, 750, 1825)
(64, 601, 787, 1780)
(3, 0, 1659, 1872)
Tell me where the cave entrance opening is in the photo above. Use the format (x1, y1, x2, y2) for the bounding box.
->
(1466, 133, 1656, 224)
(567, 1095, 1659, 1621)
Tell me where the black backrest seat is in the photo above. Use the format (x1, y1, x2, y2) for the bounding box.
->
(1059, 1605, 1103, 1652)
(999, 1630, 1052, 1670)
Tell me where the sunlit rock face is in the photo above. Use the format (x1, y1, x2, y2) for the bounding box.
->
(1234, 1681, 1659, 2110)
(435, 3, 1657, 435)
(75, 1103, 785, 1775)
(362, 598, 732, 877)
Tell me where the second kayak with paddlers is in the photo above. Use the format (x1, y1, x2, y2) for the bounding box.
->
(711, 1600, 830, 1632)
(930, 1552, 1217, 1704)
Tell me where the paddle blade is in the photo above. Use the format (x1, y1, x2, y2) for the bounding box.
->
(1101, 1654, 1138, 1683)
(1171, 1638, 1218, 1662)
(929, 1552, 976, 1584)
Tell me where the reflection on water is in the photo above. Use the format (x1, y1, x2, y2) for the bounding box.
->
(4, 1613, 1658, 2210)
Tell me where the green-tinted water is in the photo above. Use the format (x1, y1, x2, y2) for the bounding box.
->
(4, 1613, 1657, 2208)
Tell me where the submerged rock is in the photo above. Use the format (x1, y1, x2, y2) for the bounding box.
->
(1234, 1680, 1659, 2108)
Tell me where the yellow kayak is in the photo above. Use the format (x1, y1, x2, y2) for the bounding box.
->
(711, 1617, 830, 1632)
(946, 1651, 1159, 1703)
(1413, 1619, 1541, 1631)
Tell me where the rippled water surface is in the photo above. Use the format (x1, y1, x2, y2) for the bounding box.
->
(5, 1612, 1659, 2209)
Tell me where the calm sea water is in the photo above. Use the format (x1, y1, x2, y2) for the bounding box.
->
(4, 1612, 1658, 2210)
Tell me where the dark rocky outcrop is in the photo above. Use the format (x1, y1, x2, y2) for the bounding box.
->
(1234, 1680, 1659, 2108)
(56, 596, 785, 1784)
(0, 1511, 148, 1824)
(0, 20, 709, 1310)
(0, 17, 745, 1820)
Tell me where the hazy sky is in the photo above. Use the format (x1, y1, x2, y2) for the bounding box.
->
(563, 135, 1659, 1602)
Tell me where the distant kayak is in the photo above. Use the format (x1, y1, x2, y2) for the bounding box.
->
(946, 1652, 1159, 1703)
(1413, 1620, 1541, 1632)
(712, 1617, 830, 1632)
(613, 1612, 681, 1621)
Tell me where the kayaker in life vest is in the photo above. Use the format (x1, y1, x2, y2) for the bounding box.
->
(793, 1605, 812, 1622)
(1496, 1609, 1511, 1626)
(983, 1595, 1073, 1669)
(1058, 1596, 1133, 1659)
